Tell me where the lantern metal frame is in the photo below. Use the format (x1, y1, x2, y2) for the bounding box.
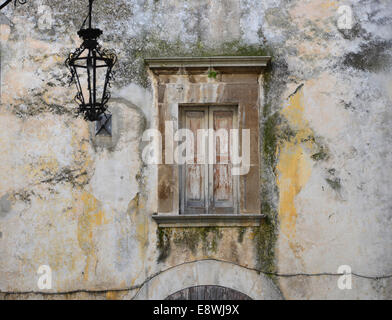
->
(65, 0, 117, 122)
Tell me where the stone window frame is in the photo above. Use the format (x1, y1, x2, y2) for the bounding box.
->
(145, 56, 271, 227)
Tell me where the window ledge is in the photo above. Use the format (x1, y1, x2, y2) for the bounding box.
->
(152, 214, 265, 228)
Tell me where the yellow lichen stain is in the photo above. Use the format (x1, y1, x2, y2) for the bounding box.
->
(61, 121, 101, 281)
(70, 122, 93, 187)
(0, 24, 11, 41)
(106, 291, 119, 300)
(277, 144, 311, 238)
(74, 191, 108, 281)
(128, 193, 149, 261)
(321, 0, 338, 9)
(276, 87, 316, 239)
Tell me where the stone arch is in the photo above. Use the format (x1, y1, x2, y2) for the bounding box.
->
(134, 260, 283, 300)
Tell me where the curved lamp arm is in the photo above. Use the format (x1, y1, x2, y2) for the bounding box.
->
(0, 0, 27, 11)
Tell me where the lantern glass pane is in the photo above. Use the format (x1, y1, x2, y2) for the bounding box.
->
(73, 50, 90, 106)
(77, 67, 89, 105)
(95, 59, 109, 106)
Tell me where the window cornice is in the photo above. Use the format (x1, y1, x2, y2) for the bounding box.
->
(145, 56, 271, 75)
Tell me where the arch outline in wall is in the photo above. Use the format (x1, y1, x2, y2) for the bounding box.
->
(134, 259, 283, 300)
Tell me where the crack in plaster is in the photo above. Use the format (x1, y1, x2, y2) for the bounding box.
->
(1, 259, 391, 297)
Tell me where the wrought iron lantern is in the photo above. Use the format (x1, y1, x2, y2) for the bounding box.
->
(0, 0, 27, 10)
(66, 0, 117, 122)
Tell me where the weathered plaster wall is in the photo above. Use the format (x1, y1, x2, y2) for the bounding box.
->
(0, 0, 391, 299)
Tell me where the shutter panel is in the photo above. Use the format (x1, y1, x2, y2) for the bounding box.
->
(180, 106, 238, 215)
(180, 108, 209, 214)
(209, 107, 238, 214)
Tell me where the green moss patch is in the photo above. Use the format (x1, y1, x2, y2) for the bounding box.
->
(156, 227, 224, 262)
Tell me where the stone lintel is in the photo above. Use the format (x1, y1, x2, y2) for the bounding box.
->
(145, 56, 271, 75)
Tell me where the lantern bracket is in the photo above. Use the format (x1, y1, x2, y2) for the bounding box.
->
(95, 113, 112, 136)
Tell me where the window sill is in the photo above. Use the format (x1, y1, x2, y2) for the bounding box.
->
(152, 214, 265, 228)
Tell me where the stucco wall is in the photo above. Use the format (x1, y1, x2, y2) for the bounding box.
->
(0, 0, 391, 299)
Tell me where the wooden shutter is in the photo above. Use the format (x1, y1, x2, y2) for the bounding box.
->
(180, 106, 238, 215)
(180, 108, 209, 214)
(209, 107, 238, 214)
